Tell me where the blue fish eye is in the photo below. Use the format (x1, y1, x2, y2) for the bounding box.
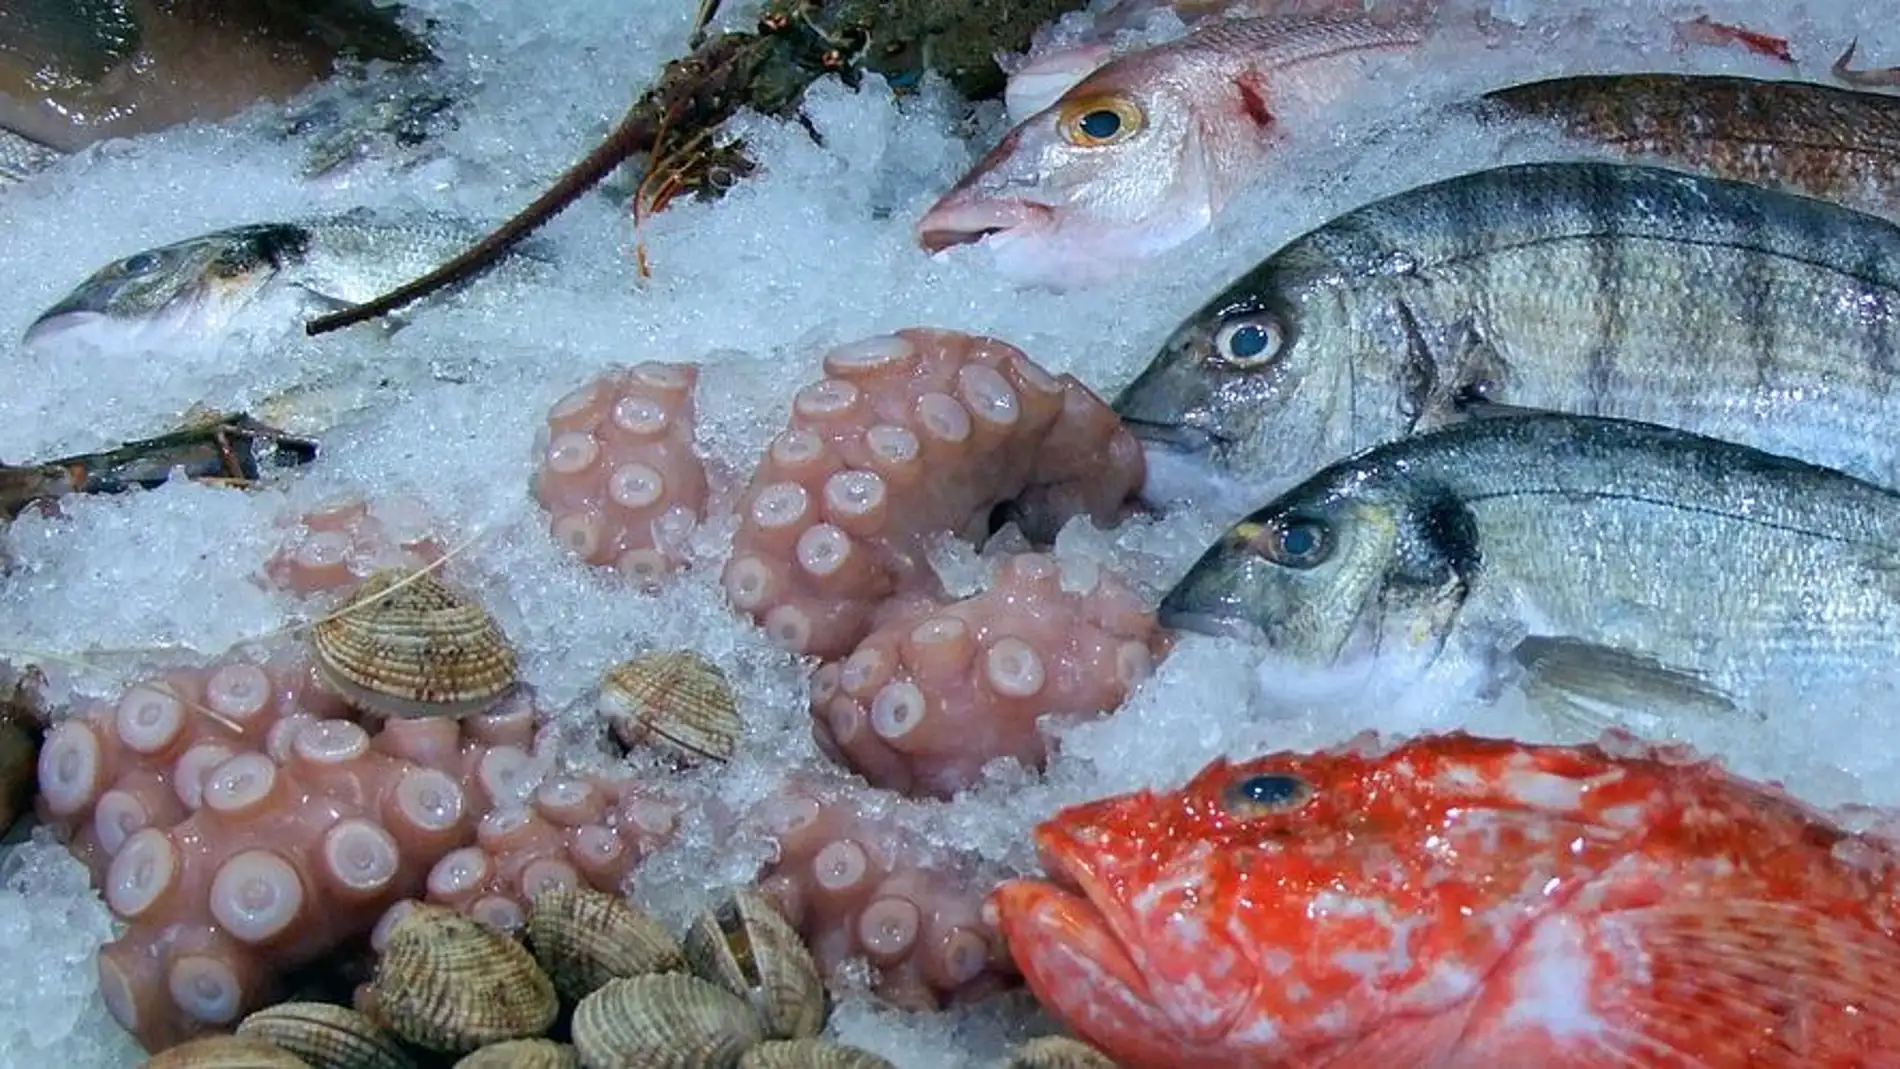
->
(1223, 772, 1313, 816)
(1079, 109, 1121, 140)
(1212, 314, 1285, 368)
(1250, 517, 1330, 569)
(118, 251, 160, 275)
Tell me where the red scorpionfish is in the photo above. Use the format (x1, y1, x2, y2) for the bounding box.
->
(990, 732, 1900, 1067)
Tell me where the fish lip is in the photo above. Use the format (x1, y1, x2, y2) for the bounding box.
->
(1118, 416, 1218, 455)
(1021, 823, 1157, 999)
(1157, 608, 1267, 645)
(915, 197, 1055, 254)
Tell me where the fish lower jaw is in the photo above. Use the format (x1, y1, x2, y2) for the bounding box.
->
(913, 198, 1054, 255)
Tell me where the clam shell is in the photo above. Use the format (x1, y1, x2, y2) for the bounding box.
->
(526, 887, 686, 1002)
(739, 1039, 901, 1068)
(999, 1036, 1122, 1068)
(235, 1001, 416, 1069)
(368, 903, 558, 1053)
(681, 887, 826, 1040)
(598, 650, 739, 764)
(141, 1035, 314, 1068)
(312, 568, 517, 719)
(452, 1039, 581, 1068)
(570, 972, 764, 1069)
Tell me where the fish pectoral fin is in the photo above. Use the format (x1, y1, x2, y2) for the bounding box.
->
(1440, 398, 1556, 423)
(1507, 635, 1746, 734)
(1394, 305, 1514, 433)
(293, 286, 406, 337)
(1525, 897, 1900, 1059)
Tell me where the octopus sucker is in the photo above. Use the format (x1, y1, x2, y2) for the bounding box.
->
(741, 780, 1017, 1010)
(530, 361, 712, 588)
(722, 328, 1143, 665)
(813, 552, 1169, 799)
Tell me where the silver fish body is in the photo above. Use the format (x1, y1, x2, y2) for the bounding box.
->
(1158, 411, 1900, 725)
(0, 127, 58, 187)
(23, 208, 525, 356)
(1114, 160, 1900, 519)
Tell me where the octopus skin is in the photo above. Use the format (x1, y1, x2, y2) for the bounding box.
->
(744, 779, 1018, 1011)
(532, 361, 711, 589)
(410, 769, 684, 935)
(262, 493, 447, 598)
(720, 328, 1146, 663)
(33, 646, 544, 1052)
(811, 552, 1169, 799)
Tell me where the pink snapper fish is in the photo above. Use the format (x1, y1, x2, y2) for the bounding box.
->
(915, 13, 1427, 287)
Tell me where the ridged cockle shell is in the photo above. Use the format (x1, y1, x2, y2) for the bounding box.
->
(740, 1039, 901, 1068)
(525, 887, 686, 1002)
(368, 904, 558, 1053)
(235, 1001, 417, 1069)
(140, 1035, 314, 1067)
(1000, 1035, 1122, 1068)
(312, 568, 518, 719)
(598, 649, 740, 764)
(571, 972, 765, 1069)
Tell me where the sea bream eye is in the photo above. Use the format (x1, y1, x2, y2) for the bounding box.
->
(1238, 515, 1333, 569)
(1213, 314, 1285, 368)
(1222, 772, 1314, 817)
(117, 251, 162, 276)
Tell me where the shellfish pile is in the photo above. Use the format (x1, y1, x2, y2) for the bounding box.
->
(137, 886, 1116, 1068)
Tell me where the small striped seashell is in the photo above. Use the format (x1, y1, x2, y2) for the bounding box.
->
(598, 650, 739, 764)
(235, 1001, 417, 1069)
(681, 887, 825, 1041)
(740, 1039, 901, 1068)
(452, 1038, 581, 1068)
(368, 903, 558, 1053)
(998, 1036, 1122, 1068)
(312, 569, 517, 720)
(141, 1035, 314, 1068)
(570, 973, 764, 1069)
(525, 887, 685, 1002)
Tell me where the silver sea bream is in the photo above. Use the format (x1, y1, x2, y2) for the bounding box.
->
(1113, 160, 1900, 519)
(23, 208, 538, 358)
(1158, 411, 1900, 731)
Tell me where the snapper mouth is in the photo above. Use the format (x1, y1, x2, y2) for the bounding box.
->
(915, 197, 1056, 254)
(989, 825, 1156, 1006)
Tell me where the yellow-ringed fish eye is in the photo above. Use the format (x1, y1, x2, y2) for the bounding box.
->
(1057, 95, 1145, 147)
(1235, 515, 1333, 569)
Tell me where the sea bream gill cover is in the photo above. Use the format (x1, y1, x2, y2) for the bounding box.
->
(11, 1, 1900, 1068)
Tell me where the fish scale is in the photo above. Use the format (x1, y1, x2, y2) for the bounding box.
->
(1158, 411, 1900, 731)
(1115, 161, 1900, 520)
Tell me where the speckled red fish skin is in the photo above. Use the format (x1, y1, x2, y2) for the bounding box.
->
(990, 732, 1900, 1068)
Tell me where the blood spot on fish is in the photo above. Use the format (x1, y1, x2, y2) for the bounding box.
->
(1233, 72, 1275, 131)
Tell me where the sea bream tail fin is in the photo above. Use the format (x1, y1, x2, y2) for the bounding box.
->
(1508, 635, 1746, 735)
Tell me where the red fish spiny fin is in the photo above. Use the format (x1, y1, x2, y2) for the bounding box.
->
(1451, 898, 1900, 1067)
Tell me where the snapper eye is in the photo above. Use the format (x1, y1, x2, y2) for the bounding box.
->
(1222, 772, 1313, 817)
(1212, 313, 1286, 369)
(1057, 95, 1144, 147)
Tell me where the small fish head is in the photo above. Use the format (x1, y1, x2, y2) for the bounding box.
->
(1114, 270, 1355, 510)
(1158, 473, 1476, 683)
(993, 734, 1665, 1063)
(915, 60, 1209, 285)
(23, 224, 307, 355)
